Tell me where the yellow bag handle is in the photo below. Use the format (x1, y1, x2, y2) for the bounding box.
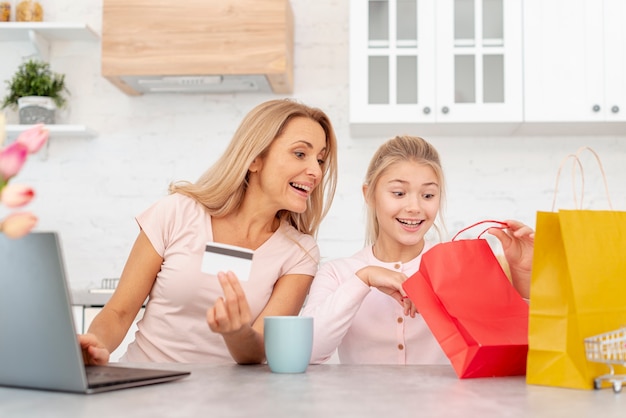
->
(552, 153, 584, 211)
(551, 147, 613, 211)
(574, 146, 613, 210)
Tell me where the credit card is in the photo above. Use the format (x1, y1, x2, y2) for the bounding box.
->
(201, 242, 254, 281)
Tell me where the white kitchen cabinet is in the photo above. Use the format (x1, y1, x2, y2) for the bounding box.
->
(349, 0, 523, 136)
(523, 0, 626, 125)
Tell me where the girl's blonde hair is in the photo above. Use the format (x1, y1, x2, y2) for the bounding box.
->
(170, 99, 338, 238)
(363, 135, 446, 245)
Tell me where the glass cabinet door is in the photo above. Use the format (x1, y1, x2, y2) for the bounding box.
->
(436, 0, 522, 122)
(367, 0, 421, 106)
(350, 0, 436, 125)
(349, 0, 522, 131)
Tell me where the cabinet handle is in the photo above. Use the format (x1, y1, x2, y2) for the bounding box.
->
(592, 104, 601, 112)
(441, 106, 449, 114)
(612, 105, 620, 114)
(423, 106, 431, 115)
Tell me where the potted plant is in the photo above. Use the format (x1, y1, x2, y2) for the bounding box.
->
(1, 59, 69, 125)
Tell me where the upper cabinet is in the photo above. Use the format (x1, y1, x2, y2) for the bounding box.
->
(523, 0, 626, 127)
(349, 0, 523, 136)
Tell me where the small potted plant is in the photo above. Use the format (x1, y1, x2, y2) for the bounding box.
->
(1, 59, 69, 125)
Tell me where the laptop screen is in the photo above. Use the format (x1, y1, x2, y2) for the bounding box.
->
(0, 232, 190, 393)
(0, 232, 90, 392)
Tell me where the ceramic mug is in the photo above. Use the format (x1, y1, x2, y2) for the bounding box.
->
(264, 316, 313, 373)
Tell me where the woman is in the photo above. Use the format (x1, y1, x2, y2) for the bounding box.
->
(79, 99, 338, 365)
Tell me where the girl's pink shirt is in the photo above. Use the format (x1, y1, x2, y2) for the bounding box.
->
(302, 242, 449, 365)
(122, 193, 319, 363)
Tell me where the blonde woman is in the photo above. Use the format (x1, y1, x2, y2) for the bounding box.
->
(79, 99, 338, 365)
(302, 135, 533, 365)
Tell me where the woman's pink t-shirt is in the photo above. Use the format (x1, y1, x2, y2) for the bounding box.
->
(121, 193, 319, 363)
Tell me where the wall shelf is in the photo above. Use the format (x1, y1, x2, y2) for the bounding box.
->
(0, 22, 99, 41)
(6, 124, 97, 140)
(0, 22, 99, 60)
(1, 22, 99, 140)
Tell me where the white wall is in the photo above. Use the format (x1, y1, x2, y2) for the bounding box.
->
(1, 0, 625, 290)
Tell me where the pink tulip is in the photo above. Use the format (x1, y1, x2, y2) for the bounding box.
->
(0, 184, 35, 207)
(0, 211, 38, 239)
(16, 124, 49, 154)
(0, 142, 29, 182)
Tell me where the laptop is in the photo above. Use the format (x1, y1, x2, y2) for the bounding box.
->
(0, 232, 190, 394)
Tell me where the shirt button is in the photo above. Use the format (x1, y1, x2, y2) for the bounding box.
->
(398, 344, 404, 351)
(394, 263, 401, 269)
(397, 317, 403, 324)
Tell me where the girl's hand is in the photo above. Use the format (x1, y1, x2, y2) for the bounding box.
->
(401, 296, 418, 318)
(488, 219, 535, 298)
(206, 271, 253, 336)
(356, 266, 416, 317)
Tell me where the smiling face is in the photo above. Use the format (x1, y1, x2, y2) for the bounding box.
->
(248, 116, 327, 215)
(367, 160, 441, 259)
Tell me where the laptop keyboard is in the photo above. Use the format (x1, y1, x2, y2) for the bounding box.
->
(85, 365, 189, 388)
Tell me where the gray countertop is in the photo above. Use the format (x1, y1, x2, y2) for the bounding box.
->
(0, 364, 623, 417)
(70, 289, 113, 307)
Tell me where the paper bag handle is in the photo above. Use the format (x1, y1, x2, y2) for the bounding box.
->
(551, 146, 613, 211)
(551, 153, 584, 211)
(451, 220, 508, 241)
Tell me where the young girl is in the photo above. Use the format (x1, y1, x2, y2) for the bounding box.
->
(302, 135, 533, 365)
(79, 99, 338, 365)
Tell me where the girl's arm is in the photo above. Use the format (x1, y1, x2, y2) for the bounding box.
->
(301, 261, 373, 363)
(488, 219, 535, 299)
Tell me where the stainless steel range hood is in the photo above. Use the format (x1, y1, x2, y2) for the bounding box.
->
(101, 0, 294, 96)
(119, 75, 273, 94)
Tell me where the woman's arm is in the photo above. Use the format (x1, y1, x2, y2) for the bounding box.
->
(79, 230, 160, 365)
(207, 271, 313, 364)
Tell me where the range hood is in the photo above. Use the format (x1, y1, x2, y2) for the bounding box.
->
(101, 0, 294, 95)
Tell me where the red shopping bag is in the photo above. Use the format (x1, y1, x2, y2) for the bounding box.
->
(402, 221, 529, 378)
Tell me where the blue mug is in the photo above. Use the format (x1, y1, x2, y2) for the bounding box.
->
(264, 316, 313, 373)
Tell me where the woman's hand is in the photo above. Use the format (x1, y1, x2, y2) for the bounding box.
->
(488, 219, 535, 299)
(78, 333, 110, 365)
(355, 266, 417, 317)
(206, 271, 253, 336)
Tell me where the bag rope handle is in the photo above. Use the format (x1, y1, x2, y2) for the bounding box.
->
(551, 147, 613, 211)
(574, 146, 613, 210)
(551, 153, 584, 211)
(451, 220, 508, 241)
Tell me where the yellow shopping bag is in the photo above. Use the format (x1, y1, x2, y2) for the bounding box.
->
(527, 149, 626, 390)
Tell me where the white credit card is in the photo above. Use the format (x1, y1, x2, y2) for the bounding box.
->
(201, 242, 254, 281)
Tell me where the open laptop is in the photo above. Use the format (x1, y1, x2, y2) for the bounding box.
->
(0, 232, 190, 394)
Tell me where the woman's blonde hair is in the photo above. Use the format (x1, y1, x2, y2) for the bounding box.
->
(363, 135, 446, 245)
(170, 99, 338, 237)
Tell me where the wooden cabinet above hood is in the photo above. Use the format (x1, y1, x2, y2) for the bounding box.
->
(102, 0, 294, 95)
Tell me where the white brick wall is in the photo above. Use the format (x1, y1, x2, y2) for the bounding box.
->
(1, 0, 625, 289)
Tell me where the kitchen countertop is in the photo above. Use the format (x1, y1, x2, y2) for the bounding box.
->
(70, 288, 114, 307)
(0, 364, 623, 417)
